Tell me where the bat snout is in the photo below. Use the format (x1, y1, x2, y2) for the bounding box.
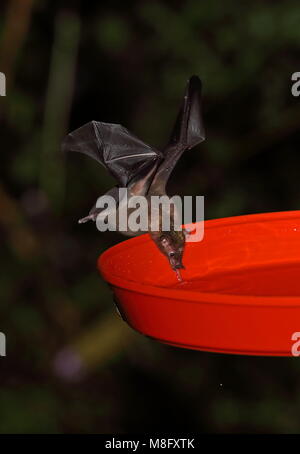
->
(169, 254, 184, 271)
(174, 263, 184, 270)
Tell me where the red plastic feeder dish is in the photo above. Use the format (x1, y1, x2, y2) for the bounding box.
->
(98, 211, 300, 356)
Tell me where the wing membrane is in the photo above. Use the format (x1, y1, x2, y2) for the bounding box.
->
(62, 121, 161, 187)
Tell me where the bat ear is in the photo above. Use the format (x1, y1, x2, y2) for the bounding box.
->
(169, 75, 205, 149)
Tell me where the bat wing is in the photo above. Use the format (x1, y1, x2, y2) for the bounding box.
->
(169, 75, 205, 149)
(149, 75, 205, 194)
(62, 121, 162, 187)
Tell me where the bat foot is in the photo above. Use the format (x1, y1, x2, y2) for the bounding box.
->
(78, 215, 95, 224)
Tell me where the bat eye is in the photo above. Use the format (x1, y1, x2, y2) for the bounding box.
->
(169, 252, 175, 257)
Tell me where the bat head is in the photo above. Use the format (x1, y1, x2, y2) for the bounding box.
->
(158, 231, 185, 270)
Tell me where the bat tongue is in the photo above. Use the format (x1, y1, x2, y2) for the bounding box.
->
(175, 269, 183, 282)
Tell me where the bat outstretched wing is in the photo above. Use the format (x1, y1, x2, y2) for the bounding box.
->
(62, 121, 162, 187)
(169, 75, 205, 149)
(149, 75, 205, 194)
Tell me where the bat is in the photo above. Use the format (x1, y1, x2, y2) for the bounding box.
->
(62, 75, 205, 277)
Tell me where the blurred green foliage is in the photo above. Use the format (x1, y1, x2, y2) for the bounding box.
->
(1, 0, 300, 434)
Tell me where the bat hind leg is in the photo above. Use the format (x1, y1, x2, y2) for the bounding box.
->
(78, 213, 96, 224)
(78, 204, 106, 224)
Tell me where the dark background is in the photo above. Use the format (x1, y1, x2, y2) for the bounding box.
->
(1, 0, 300, 433)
